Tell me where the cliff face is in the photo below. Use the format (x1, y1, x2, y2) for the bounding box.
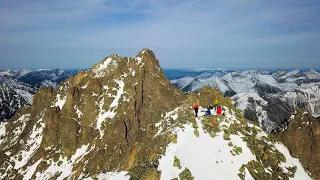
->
(275, 111, 320, 180)
(0, 49, 185, 179)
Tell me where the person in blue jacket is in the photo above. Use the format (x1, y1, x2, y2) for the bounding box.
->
(205, 107, 211, 116)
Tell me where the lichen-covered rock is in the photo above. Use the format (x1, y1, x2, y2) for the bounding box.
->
(173, 156, 182, 169)
(179, 168, 194, 180)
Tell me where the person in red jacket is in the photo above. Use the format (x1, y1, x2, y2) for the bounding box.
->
(193, 105, 199, 117)
(217, 106, 222, 115)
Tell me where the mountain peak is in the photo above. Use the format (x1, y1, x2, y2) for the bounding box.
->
(137, 48, 156, 59)
(90, 48, 159, 79)
(0, 49, 186, 179)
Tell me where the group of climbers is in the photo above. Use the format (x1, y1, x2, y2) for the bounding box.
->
(193, 100, 224, 117)
(205, 105, 223, 116)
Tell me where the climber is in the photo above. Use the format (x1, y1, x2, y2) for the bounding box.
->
(193, 105, 199, 117)
(205, 107, 211, 116)
(213, 99, 219, 107)
(217, 106, 222, 115)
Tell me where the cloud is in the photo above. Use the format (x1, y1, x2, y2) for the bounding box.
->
(0, 0, 319, 69)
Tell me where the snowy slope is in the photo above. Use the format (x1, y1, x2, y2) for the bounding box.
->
(156, 106, 311, 180)
(282, 85, 320, 116)
(0, 70, 16, 77)
(14, 69, 32, 78)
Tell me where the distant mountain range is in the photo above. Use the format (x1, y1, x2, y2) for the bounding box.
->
(170, 69, 320, 131)
(2, 67, 319, 130)
(0, 69, 77, 121)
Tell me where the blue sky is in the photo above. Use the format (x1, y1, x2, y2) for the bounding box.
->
(0, 0, 319, 69)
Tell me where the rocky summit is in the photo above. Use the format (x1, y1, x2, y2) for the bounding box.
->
(0, 49, 314, 179)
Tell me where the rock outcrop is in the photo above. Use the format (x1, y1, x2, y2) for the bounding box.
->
(275, 110, 320, 180)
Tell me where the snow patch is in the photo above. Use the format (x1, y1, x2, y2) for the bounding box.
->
(52, 94, 67, 110)
(74, 105, 83, 118)
(96, 79, 125, 137)
(136, 57, 142, 64)
(82, 83, 89, 89)
(130, 69, 136, 76)
(232, 92, 267, 111)
(257, 74, 278, 87)
(0, 122, 7, 143)
(10, 114, 30, 144)
(96, 97, 116, 137)
(36, 145, 90, 179)
(12, 119, 45, 169)
(110, 79, 124, 108)
(93, 57, 113, 78)
(41, 80, 57, 88)
(274, 143, 312, 180)
(23, 159, 42, 180)
(83, 171, 130, 180)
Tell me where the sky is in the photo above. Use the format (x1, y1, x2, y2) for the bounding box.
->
(0, 0, 320, 70)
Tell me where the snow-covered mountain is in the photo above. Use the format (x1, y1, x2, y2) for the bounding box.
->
(18, 68, 77, 88)
(0, 69, 33, 78)
(0, 69, 77, 121)
(0, 49, 314, 179)
(0, 77, 35, 121)
(171, 69, 320, 131)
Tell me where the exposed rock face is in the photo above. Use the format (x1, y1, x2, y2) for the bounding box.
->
(275, 111, 320, 180)
(0, 49, 185, 179)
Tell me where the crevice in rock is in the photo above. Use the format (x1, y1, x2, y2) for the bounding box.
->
(72, 87, 80, 97)
(123, 121, 129, 144)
